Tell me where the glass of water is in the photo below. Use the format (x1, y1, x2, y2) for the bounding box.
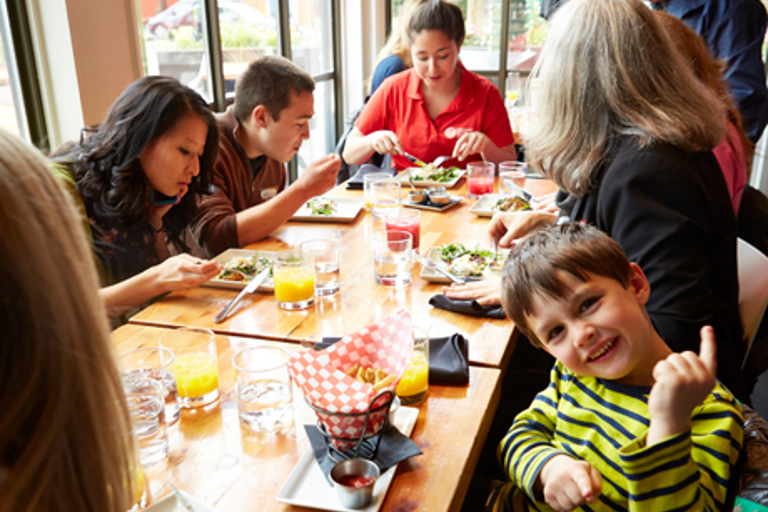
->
(301, 239, 341, 296)
(233, 346, 293, 433)
(370, 178, 401, 221)
(499, 161, 529, 195)
(117, 347, 180, 426)
(373, 230, 413, 287)
(123, 375, 169, 467)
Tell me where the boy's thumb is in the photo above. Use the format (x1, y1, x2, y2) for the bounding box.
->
(699, 325, 717, 376)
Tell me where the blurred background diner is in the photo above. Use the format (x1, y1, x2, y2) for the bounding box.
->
(4, 0, 768, 511)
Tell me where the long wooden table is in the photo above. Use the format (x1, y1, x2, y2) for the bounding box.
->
(130, 178, 556, 369)
(113, 324, 502, 512)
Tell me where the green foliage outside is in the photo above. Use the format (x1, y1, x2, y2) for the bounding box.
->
(172, 23, 280, 50)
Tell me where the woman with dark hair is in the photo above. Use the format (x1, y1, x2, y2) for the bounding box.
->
(52, 76, 221, 319)
(343, 0, 516, 170)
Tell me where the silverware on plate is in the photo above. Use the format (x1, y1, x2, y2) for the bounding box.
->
(415, 253, 465, 285)
(214, 267, 270, 323)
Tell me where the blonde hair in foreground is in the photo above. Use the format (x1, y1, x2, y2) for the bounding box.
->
(525, 0, 727, 196)
(0, 130, 138, 512)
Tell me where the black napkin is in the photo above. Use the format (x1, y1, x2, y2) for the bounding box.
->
(305, 423, 422, 485)
(345, 164, 396, 190)
(428, 294, 507, 319)
(315, 334, 469, 386)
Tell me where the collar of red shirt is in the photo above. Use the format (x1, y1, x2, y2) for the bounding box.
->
(405, 62, 475, 115)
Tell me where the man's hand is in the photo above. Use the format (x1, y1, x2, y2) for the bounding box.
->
(538, 454, 602, 512)
(295, 154, 341, 196)
(647, 326, 718, 444)
(488, 211, 558, 247)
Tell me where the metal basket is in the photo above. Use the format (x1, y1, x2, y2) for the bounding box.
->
(305, 390, 396, 462)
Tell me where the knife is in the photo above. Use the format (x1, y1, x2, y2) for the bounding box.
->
(403, 152, 428, 168)
(214, 267, 271, 323)
(415, 253, 465, 285)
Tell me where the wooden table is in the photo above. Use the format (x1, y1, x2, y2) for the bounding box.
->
(130, 178, 556, 370)
(113, 324, 502, 512)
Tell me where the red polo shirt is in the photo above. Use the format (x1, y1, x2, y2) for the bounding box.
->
(355, 67, 515, 170)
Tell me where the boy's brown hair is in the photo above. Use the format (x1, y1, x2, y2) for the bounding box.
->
(233, 55, 314, 123)
(501, 223, 632, 347)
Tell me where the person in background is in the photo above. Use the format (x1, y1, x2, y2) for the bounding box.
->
(656, 11, 754, 217)
(343, 0, 516, 171)
(368, 0, 429, 97)
(51, 76, 222, 320)
(652, 0, 768, 143)
(192, 56, 341, 257)
(492, 223, 743, 511)
(444, 0, 749, 403)
(0, 129, 140, 512)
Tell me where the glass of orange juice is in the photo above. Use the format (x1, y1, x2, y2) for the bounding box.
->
(159, 327, 219, 408)
(396, 327, 429, 405)
(273, 249, 315, 310)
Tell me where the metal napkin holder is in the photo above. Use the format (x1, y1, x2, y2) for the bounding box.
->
(306, 390, 396, 462)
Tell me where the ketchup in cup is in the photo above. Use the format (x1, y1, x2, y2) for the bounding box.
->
(385, 208, 421, 249)
(330, 458, 380, 509)
(337, 475, 376, 488)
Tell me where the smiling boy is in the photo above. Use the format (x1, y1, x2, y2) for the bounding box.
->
(493, 223, 744, 512)
(193, 56, 341, 256)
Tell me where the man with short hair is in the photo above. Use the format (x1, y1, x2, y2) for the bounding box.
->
(193, 55, 341, 256)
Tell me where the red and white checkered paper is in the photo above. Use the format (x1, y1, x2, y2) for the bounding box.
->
(287, 309, 414, 447)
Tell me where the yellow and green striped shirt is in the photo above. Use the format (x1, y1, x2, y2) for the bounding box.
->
(496, 361, 744, 511)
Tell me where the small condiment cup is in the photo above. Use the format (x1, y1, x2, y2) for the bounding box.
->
(428, 192, 451, 206)
(426, 185, 447, 195)
(408, 189, 429, 204)
(330, 458, 380, 509)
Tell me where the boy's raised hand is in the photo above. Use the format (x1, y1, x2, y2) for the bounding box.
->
(647, 326, 718, 445)
(538, 454, 602, 511)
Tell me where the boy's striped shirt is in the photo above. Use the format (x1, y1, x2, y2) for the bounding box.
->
(496, 361, 744, 512)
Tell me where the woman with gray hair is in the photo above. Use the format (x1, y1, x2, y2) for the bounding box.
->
(445, 0, 748, 402)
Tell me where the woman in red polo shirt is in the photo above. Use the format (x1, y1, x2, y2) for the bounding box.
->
(343, 0, 516, 171)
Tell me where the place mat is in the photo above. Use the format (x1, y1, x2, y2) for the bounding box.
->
(345, 164, 396, 190)
(316, 334, 469, 386)
(428, 294, 507, 319)
(305, 423, 422, 485)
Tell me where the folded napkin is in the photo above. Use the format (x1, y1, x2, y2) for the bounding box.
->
(428, 294, 507, 319)
(316, 334, 469, 386)
(345, 164, 396, 190)
(305, 423, 422, 485)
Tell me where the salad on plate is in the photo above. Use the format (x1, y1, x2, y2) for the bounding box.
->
(438, 243, 504, 277)
(410, 163, 460, 183)
(306, 197, 338, 216)
(217, 253, 273, 282)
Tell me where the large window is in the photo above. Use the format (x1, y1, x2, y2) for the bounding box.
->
(135, 0, 341, 178)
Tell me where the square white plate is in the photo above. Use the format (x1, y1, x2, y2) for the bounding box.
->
(201, 248, 274, 291)
(276, 406, 419, 512)
(419, 246, 506, 283)
(143, 490, 218, 512)
(404, 195, 463, 212)
(290, 197, 365, 223)
(399, 167, 465, 189)
(468, 193, 536, 217)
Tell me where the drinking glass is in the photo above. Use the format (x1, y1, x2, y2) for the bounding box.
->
(159, 327, 219, 408)
(117, 347, 180, 426)
(499, 161, 529, 195)
(370, 179, 401, 220)
(373, 230, 413, 287)
(363, 172, 393, 210)
(301, 239, 340, 296)
(396, 327, 429, 405)
(233, 346, 293, 433)
(384, 208, 421, 250)
(273, 249, 315, 309)
(123, 375, 169, 467)
(466, 162, 495, 199)
(506, 71, 522, 107)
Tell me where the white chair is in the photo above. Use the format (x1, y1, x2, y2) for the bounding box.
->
(738, 238, 768, 369)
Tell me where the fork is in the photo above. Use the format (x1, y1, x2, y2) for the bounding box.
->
(489, 236, 503, 269)
(433, 155, 452, 167)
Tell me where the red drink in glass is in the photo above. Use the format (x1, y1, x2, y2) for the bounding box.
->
(467, 177, 494, 197)
(386, 212, 421, 249)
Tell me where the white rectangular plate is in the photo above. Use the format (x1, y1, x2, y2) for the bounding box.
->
(143, 490, 218, 512)
(468, 193, 536, 217)
(290, 197, 365, 223)
(399, 168, 466, 189)
(202, 248, 274, 292)
(419, 246, 506, 283)
(276, 406, 419, 512)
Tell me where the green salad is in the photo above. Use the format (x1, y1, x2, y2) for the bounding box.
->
(438, 243, 500, 277)
(410, 163, 460, 183)
(217, 253, 273, 282)
(306, 197, 337, 216)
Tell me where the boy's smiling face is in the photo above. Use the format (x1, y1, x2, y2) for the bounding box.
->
(526, 264, 669, 386)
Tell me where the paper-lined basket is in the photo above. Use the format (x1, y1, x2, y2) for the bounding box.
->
(288, 309, 414, 448)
